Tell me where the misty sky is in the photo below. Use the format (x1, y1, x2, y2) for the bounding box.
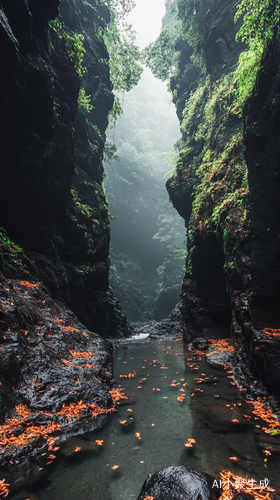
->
(127, 0, 166, 46)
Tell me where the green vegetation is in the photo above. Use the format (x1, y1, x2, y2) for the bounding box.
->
(49, 19, 86, 78)
(98, 0, 143, 124)
(0, 228, 32, 277)
(142, 25, 179, 81)
(233, 0, 280, 111)
(104, 23, 142, 93)
(78, 87, 94, 113)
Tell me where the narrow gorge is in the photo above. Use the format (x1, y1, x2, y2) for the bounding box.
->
(1, 0, 280, 499)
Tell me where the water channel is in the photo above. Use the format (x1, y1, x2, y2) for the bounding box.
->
(35, 338, 280, 500)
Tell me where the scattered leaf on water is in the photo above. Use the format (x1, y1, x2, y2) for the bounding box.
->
(135, 432, 141, 440)
(185, 438, 196, 448)
(73, 446, 81, 452)
(229, 456, 238, 461)
(112, 465, 119, 470)
(95, 440, 104, 446)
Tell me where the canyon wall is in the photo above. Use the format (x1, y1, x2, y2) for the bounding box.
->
(167, 1, 280, 398)
(0, 0, 130, 339)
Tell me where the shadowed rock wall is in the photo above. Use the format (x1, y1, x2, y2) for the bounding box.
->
(0, 0, 130, 338)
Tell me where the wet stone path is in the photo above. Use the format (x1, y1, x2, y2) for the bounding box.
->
(33, 338, 280, 500)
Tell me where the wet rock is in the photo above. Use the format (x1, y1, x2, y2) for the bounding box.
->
(203, 404, 251, 433)
(137, 465, 219, 500)
(206, 351, 233, 369)
(60, 436, 100, 460)
(254, 432, 280, 456)
(232, 494, 254, 500)
(133, 312, 184, 340)
(192, 338, 210, 350)
(5, 460, 48, 496)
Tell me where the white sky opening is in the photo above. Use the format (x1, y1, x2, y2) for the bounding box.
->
(127, 0, 166, 47)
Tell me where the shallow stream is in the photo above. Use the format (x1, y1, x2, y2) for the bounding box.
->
(35, 338, 280, 500)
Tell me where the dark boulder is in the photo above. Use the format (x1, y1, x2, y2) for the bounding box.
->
(192, 338, 211, 350)
(137, 465, 219, 500)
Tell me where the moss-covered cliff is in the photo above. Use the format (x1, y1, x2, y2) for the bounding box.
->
(0, 0, 130, 339)
(166, 0, 280, 399)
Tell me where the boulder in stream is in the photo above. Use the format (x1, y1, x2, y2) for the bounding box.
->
(137, 465, 219, 500)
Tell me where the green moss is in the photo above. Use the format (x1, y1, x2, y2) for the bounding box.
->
(49, 19, 86, 78)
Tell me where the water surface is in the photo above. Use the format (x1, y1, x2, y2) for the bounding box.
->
(36, 339, 280, 500)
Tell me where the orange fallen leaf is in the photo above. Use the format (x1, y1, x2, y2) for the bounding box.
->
(112, 465, 119, 470)
(229, 456, 238, 461)
(73, 446, 81, 452)
(61, 326, 77, 332)
(127, 409, 133, 412)
(128, 373, 134, 378)
(119, 420, 127, 425)
(0, 479, 10, 498)
(214, 395, 220, 398)
(185, 438, 196, 448)
(135, 432, 141, 440)
(53, 316, 64, 323)
(263, 449, 271, 455)
(119, 375, 127, 378)
(82, 332, 88, 337)
(143, 497, 155, 500)
(95, 440, 104, 446)
(19, 281, 39, 289)
(231, 419, 239, 423)
(177, 396, 185, 402)
(151, 423, 155, 427)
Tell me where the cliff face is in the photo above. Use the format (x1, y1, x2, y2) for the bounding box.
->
(0, 0, 131, 489)
(241, 29, 280, 398)
(0, 0, 130, 339)
(167, 2, 280, 398)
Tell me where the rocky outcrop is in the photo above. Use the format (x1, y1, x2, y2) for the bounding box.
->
(137, 466, 219, 500)
(0, 278, 124, 492)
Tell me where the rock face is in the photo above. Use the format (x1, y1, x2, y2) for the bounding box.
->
(0, 0, 130, 491)
(137, 466, 219, 500)
(167, 2, 280, 399)
(241, 28, 280, 398)
(0, 0, 130, 339)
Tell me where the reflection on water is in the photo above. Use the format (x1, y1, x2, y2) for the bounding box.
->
(35, 340, 280, 500)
